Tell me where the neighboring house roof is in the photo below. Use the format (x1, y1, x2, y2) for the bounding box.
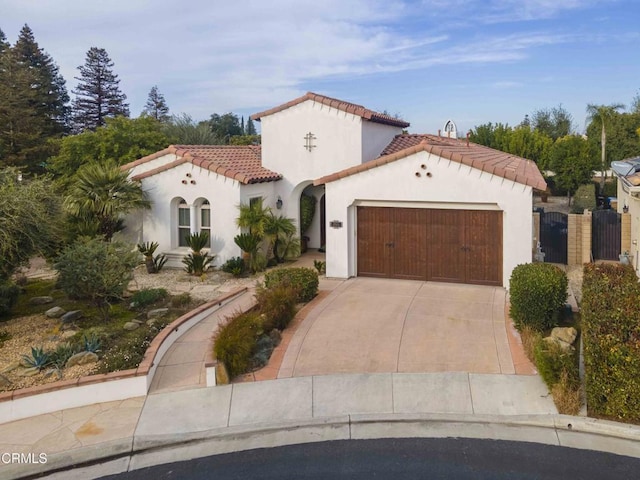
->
(251, 91, 410, 128)
(314, 134, 547, 191)
(611, 156, 640, 187)
(120, 145, 282, 184)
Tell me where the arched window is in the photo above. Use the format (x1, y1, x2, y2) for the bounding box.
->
(200, 200, 211, 248)
(178, 198, 190, 247)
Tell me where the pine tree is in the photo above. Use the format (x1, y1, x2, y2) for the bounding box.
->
(246, 117, 257, 135)
(72, 47, 129, 132)
(142, 85, 169, 122)
(0, 28, 9, 56)
(240, 116, 245, 135)
(14, 25, 69, 136)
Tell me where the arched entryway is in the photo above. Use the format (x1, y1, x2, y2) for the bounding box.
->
(290, 182, 325, 251)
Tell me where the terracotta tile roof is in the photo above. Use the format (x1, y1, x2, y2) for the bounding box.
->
(251, 92, 410, 128)
(314, 134, 547, 191)
(121, 145, 282, 184)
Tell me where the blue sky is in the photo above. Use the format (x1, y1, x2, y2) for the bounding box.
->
(1, 0, 638, 135)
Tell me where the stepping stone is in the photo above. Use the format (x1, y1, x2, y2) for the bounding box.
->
(45, 306, 66, 318)
(29, 296, 54, 305)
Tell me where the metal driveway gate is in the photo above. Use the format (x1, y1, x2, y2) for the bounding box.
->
(540, 211, 568, 264)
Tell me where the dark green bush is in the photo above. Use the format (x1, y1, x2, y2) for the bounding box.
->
(255, 284, 298, 332)
(222, 257, 245, 276)
(264, 267, 318, 302)
(571, 183, 596, 213)
(582, 263, 640, 421)
(509, 263, 567, 332)
(130, 288, 168, 308)
(214, 311, 262, 378)
(600, 178, 617, 197)
(534, 338, 579, 389)
(0, 282, 20, 316)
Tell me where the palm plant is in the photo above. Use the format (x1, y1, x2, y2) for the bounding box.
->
(64, 161, 151, 241)
(182, 232, 214, 276)
(137, 241, 167, 274)
(586, 103, 625, 191)
(234, 233, 261, 270)
(236, 198, 270, 238)
(264, 213, 297, 263)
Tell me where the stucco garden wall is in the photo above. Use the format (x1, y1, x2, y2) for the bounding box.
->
(323, 150, 533, 288)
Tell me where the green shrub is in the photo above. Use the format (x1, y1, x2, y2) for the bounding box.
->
(0, 329, 11, 346)
(130, 288, 168, 308)
(55, 238, 139, 320)
(255, 284, 298, 332)
(171, 292, 191, 307)
(600, 178, 617, 197)
(50, 342, 77, 369)
(264, 267, 318, 302)
(509, 263, 567, 332)
(299, 193, 316, 235)
(222, 257, 245, 276)
(582, 263, 640, 421)
(213, 311, 262, 378)
(313, 260, 326, 274)
(534, 338, 579, 389)
(0, 282, 20, 316)
(571, 183, 596, 213)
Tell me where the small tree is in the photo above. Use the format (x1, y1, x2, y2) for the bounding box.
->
(55, 238, 138, 320)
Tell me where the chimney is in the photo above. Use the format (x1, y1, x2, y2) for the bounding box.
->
(466, 131, 470, 147)
(438, 129, 441, 137)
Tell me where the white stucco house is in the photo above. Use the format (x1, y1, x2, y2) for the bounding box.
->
(612, 156, 640, 275)
(121, 92, 546, 287)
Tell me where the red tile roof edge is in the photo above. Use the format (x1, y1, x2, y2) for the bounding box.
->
(251, 91, 410, 128)
(126, 145, 282, 185)
(314, 141, 547, 190)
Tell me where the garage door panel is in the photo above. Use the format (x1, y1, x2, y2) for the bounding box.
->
(465, 211, 502, 286)
(393, 208, 427, 280)
(427, 209, 465, 283)
(357, 207, 391, 277)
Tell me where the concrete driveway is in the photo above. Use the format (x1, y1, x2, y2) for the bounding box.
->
(278, 277, 515, 378)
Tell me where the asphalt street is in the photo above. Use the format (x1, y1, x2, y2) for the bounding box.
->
(100, 438, 640, 480)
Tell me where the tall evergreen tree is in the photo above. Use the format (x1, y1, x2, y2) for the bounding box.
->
(14, 25, 69, 136)
(72, 47, 129, 132)
(142, 85, 169, 122)
(246, 117, 257, 135)
(0, 28, 9, 56)
(240, 116, 245, 135)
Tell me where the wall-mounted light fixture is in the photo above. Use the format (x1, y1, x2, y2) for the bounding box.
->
(276, 196, 283, 210)
(623, 203, 629, 213)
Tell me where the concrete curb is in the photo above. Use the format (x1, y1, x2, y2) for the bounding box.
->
(11, 413, 640, 480)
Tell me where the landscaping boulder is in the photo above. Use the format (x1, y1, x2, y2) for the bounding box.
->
(123, 321, 140, 331)
(18, 367, 40, 377)
(43, 368, 62, 380)
(543, 335, 575, 352)
(551, 327, 577, 345)
(147, 308, 169, 319)
(61, 310, 83, 323)
(66, 351, 98, 368)
(29, 296, 54, 305)
(45, 306, 66, 318)
(61, 330, 77, 339)
(1, 362, 20, 374)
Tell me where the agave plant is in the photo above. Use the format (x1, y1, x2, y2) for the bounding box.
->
(21, 346, 51, 371)
(82, 333, 102, 353)
(50, 342, 76, 369)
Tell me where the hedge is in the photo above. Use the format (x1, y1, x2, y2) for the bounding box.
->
(213, 311, 262, 378)
(582, 263, 640, 421)
(509, 263, 568, 332)
(264, 267, 318, 302)
(255, 284, 298, 332)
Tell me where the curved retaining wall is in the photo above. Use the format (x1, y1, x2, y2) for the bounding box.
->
(0, 287, 248, 424)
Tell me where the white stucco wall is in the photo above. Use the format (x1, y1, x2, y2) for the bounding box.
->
(361, 121, 404, 162)
(617, 180, 640, 273)
(323, 150, 533, 288)
(128, 160, 250, 267)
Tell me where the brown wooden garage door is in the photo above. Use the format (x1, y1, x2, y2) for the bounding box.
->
(356, 207, 502, 286)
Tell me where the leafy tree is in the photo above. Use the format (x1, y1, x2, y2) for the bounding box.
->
(0, 168, 62, 282)
(236, 197, 270, 238)
(162, 114, 218, 144)
(531, 105, 573, 140)
(142, 85, 169, 122)
(586, 103, 625, 190)
(49, 116, 170, 182)
(63, 161, 150, 241)
(72, 47, 129, 132)
(229, 134, 260, 145)
(470, 123, 552, 166)
(264, 213, 296, 263)
(55, 237, 138, 320)
(246, 117, 257, 135)
(548, 135, 598, 205)
(209, 113, 242, 142)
